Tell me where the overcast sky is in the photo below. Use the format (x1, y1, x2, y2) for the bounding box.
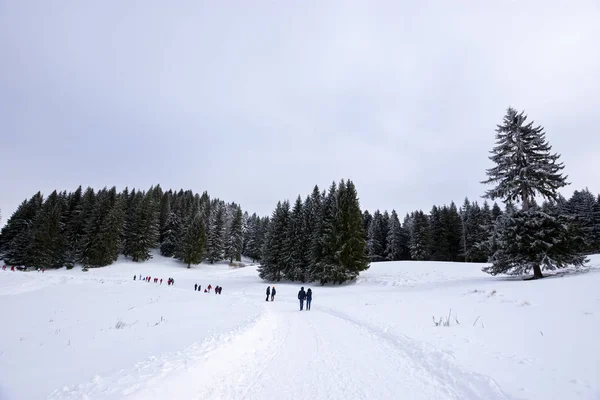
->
(1, 1, 599, 225)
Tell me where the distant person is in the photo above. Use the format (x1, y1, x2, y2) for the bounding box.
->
(139, 274, 142, 280)
(298, 287, 306, 310)
(204, 288, 208, 293)
(271, 286, 276, 301)
(218, 287, 222, 294)
(306, 288, 312, 310)
(160, 278, 163, 285)
(215, 286, 219, 295)
(194, 283, 198, 291)
(198, 284, 201, 292)
(208, 284, 212, 293)
(133, 275, 136, 281)
(266, 286, 271, 302)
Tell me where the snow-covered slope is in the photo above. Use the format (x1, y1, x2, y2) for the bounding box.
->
(0, 254, 599, 399)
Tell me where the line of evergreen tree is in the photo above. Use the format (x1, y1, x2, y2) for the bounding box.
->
(0, 185, 247, 269)
(258, 179, 369, 284)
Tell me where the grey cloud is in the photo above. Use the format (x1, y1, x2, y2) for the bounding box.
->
(1, 0, 599, 224)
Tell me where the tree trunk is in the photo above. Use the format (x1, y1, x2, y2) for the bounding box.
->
(532, 263, 543, 279)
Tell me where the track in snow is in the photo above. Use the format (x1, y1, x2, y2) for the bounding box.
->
(50, 299, 513, 400)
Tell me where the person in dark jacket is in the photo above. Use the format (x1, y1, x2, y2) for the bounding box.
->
(271, 286, 276, 301)
(194, 283, 198, 291)
(298, 287, 306, 310)
(306, 288, 312, 310)
(266, 286, 271, 301)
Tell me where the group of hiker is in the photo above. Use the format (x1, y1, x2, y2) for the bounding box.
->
(133, 274, 175, 286)
(2, 265, 43, 272)
(265, 285, 314, 311)
(194, 283, 222, 294)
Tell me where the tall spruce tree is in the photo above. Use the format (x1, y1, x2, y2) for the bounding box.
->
(225, 206, 244, 263)
(564, 189, 600, 253)
(482, 107, 584, 278)
(335, 180, 369, 281)
(313, 182, 340, 284)
(367, 210, 386, 261)
(1, 192, 44, 266)
(385, 210, 405, 261)
(206, 203, 226, 263)
(26, 190, 67, 268)
(259, 201, 290, 281)
(429, 206, 449, 261)
(175, 211, 206, 268)
(409, 210, 431, 261)
(284, 196, 306, 281)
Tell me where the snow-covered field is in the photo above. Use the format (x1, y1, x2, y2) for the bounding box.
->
(1, 254, 599, 400)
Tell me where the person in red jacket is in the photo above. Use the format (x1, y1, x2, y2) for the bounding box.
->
(207, 284, 212, 293)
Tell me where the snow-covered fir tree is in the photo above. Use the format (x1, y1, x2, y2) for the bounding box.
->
(225, 206, 243, 263)
(564, 188, 600, 253)
(367, 210, 386, 261)
(313, 182, 340, 284)
(409, 210, 431, 261)
(206, 202, 226, 264)
(429, 206, 449, 261)
(334, 180, 369, 282)
(258, 201, 290, 281)
(26, 190, 67, 268)
(283, 196, 306, 281)
(175, 211, 206, 268)
(482, 107, 584, 278)
(385, 210, 406, 261)
(0, 192, 44, 265)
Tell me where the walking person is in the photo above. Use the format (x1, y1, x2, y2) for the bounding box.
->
(298, 287, 306, 311)
(306, 288, 312, 310)
(265, 286, 271, 302)
(271, 286, 276, 301)
(194, 283, 198, 291)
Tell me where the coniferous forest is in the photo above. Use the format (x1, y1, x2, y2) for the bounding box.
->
(1, 108, 599, 282)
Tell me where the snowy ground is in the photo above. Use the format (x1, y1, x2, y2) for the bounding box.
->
(1, 253, 599, 400)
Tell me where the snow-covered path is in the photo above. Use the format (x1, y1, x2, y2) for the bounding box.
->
(51, 298, 511, 400)
(3, 254, 600, 399)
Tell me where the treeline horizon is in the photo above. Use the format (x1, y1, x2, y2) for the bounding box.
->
(1, 183, 599, 279)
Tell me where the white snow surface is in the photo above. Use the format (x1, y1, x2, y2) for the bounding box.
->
(1, 253, 599, 400)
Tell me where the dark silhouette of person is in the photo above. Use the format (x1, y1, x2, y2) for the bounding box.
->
(298, 287, 306, 310)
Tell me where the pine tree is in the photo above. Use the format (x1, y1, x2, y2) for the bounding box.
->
(84, 188, 125, 267)
(259, 201, 290, 281)
(367, 211, 385, 261)
(1, 192, 44, 266)
(308, 187, 324, 281)
(381, 210, 390, 257)
(175, 211, 206, 268)
(385, 210, 404, 261)
(484, 205, 586, 276)
(335, 180, 369, 281)
(283, 196, 306, 281)
(482, 108, 581, 278)
(160, 211, 181, 257)
(122, 189, 160, 262)
(159, 191, 172, 243)
(429, 206, 449, 261)
(444, 202, 463, 261)
(313, 182, 339, 284)
(206, 203, 226, 263)
(409, 210, 431, 261)
(225, 206, 243, 263)
(26, 190, 67, 268)
(564, 188, 600, 253)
